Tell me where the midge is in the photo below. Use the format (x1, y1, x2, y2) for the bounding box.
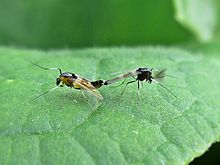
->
(29, 61, 105, 100)
(104, 67, 176, 97)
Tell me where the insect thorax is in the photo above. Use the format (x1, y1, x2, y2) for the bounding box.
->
(59, 72, 77, 87)
(136, 68, 153, 82)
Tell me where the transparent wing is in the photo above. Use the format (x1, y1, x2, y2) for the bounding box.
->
(152, 68, 167, 82)
(151, 69, 177, 98)
(105, 70, 140, 85)
(74, 77, 103, 100)
(109, 67, 138, 76)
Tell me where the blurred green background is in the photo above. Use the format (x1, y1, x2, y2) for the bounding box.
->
(1, 0, 219, 49)
(0, 0, 220, 164)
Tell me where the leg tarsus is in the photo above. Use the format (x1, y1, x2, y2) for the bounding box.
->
(81, 90, 88, 102)
(113, 79, 126, 87)
(141, 81, 144, 87)
(137, 80, 142, 101)
(121, 80, 136, 95)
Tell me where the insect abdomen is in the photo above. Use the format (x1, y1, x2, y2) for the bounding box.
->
(91, 80, 104, 89)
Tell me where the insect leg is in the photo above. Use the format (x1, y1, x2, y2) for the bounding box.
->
(30, 86, 60, 102)
(137, 80, 142, 101)
(121, 80, 136, 95)
(81, 90, 88, 101)
(81, 90, 95, 108)
(117, 75, 135, 88)
(138, 80, 140, 90)
(113, 79, 126, 87)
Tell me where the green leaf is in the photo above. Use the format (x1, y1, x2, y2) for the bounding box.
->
(0, 46, 220, 164)
(174, 0, 217, 42)
(0, 0, 191, 48)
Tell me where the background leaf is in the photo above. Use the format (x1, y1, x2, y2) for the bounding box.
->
(174, 0, 217, 42)
(0, 0, 192, 48)
(0, 47, 220, 164)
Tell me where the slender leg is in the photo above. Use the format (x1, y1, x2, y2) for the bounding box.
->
(137, 80, 142, 101)
(81, 90, 94, 107)
(81, 90, 88, 101)
(114, 79, 126, 87)
(30, 86, 59, 102)
(113, 76, 136, 88)
(121, 80, 136, 95)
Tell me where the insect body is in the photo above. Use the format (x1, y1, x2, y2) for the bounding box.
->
(91, 80, 105, 89)
(29, 61, 104, 100)
(104, 67, 176, 97)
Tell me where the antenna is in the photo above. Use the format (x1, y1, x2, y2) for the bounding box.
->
(152, 79, 177, 98)
(28, 60, 62, 74)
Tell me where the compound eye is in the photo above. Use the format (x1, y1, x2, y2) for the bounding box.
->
(72, 74, 77, 78)
(56, 78, 61, 85)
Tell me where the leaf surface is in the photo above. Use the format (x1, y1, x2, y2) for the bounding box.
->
(0, 47, 220, 164)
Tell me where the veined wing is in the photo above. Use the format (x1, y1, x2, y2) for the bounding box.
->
(152, 68, 167, 82)
(74, 77, 103, 100)
(151, 68, 177, 98)
(105, 70, 140, 85)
